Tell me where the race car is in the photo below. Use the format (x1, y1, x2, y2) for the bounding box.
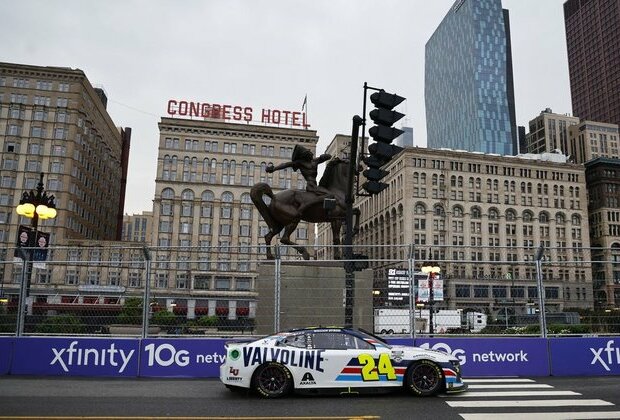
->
(220, 327, 466, 398)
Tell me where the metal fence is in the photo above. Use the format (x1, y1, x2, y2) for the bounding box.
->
(0, 243, 619, 337)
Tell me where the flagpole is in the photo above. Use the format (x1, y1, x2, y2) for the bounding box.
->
(302, 94, 308, 130)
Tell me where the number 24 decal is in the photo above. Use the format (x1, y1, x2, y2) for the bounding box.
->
(358, 353, 397, 381)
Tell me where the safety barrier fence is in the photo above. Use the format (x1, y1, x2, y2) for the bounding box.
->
(1, 335, 619, 377)
(1, 243, 619, 337)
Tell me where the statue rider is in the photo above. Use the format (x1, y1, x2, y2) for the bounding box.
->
(266, 144, 333, 214)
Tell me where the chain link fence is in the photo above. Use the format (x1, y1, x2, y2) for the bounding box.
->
(1, 243, 619, 337)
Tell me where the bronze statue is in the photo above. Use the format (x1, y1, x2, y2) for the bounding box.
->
(251, 145, 359, 260)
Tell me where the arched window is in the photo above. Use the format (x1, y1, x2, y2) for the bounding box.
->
(433, 204, 445, 217)
(201, 190, 214, 218)
(453, 205, 464, 218)
(181, 189, 194, 200)
(523, 210, 534, 222)
(241, 192, 251, 204)
(572, 214, 581, 225)
(161, 188, 174, 199)
(471, 206, 481, 219)
(489, 208, 499, 219)
(556, 213, 566, 225)
(506, 209, 517, 221)
(201, 190, 214, 201)
(414, 203, 425, 215)
(222, 191, 234, 202)
(539, 211, 549, 223)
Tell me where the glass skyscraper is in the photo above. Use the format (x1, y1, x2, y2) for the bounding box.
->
(425, 0, 517, 155)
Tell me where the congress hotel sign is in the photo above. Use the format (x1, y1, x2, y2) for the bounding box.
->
(166, 99, 309, 128)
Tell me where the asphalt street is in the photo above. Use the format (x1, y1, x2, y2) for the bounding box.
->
(1, 376, 620, 419)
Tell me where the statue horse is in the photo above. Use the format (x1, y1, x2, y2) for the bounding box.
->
(250, 158, 359, 260)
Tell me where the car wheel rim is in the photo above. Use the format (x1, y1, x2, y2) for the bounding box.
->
(258, 366, 287, 394)
(412, 364, 439, 391)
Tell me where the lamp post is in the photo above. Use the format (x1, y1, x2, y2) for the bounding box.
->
(14, 172, 57, 336)
(421, 264, 441, 335)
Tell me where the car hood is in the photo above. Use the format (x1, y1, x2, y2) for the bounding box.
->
(389, 345, 456, 362)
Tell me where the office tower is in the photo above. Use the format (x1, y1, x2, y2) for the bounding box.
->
(526, 108, 580, 155)
(425, 0, 517, 155)
(564, 0, 620, 129)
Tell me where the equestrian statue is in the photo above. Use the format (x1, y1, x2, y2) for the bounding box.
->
(250, 144, 359, 260)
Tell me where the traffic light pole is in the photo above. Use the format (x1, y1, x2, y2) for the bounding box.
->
(344, 115, 363, 328)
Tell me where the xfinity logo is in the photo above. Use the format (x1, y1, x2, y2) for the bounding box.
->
(50, 341, 135, 373)
(590, 340, 620, 371)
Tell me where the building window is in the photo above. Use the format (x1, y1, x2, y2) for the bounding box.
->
(215, 276, 231, 290)
(66, 270, 79, 285)
(129, 272, 142, 287)
(156, 273, 168, 288)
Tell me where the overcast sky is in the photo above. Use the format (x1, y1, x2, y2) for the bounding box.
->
(1, 0, 572, 214)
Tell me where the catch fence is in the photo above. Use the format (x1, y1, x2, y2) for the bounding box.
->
(0, 243, 618, 337)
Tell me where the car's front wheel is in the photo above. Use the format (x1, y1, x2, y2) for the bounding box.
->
(252, 362, 293, 398)
(405, 360, 444, 396)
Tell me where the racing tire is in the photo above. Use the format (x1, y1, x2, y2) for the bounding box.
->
(405, 360, 444, 396)
(251, 362, 293, 398)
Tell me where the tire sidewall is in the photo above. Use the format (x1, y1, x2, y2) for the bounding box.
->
(406, 360, 444, 396)
(252, 362, 293, 398)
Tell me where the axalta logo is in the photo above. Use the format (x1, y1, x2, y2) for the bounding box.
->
(590, 340, 620, 371)
(50, 341, 135, 373)
(300, 372, 316, 385)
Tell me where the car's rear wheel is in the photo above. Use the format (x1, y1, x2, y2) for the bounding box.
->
(252, 362, 293, 398)
(405, 360, 444, 396)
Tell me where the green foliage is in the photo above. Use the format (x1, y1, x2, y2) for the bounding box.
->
(36, 314, 85, 334)
(116, 297, 143, 325)
(481, 323, 592, 335)
(189, 315, 218, 327)
(0, 305, 16, 333)
(151, 310, 177, 326)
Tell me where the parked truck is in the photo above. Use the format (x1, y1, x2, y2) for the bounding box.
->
(373, 308, 487, 334)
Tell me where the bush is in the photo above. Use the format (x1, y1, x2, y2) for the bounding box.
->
(116, 297, 143, 325)
(36, 314, 85, 334)
(191, 315, 218, 327)
(151, 310, 177, 326)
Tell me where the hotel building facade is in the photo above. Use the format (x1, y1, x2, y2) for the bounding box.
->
(0, 62, 130, 291)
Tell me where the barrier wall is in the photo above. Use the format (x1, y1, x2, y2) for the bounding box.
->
(1, 336, 619, 377)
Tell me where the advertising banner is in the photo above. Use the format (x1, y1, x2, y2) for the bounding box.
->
(10, 337, 139, 376)
(139, 338, 227, 377)
(549, 337, 620, 376)
(0, 337, 13, 375)
(412, 337, 550, 377)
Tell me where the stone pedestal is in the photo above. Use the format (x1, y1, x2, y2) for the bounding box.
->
(255, 261, 373, 335)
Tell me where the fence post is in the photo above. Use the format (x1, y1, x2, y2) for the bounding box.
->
(407, 244, 416, 340)
(535, 244, 547, 338)
(141, 246, 152, 339)
(15, 249, 29, 337)
(274, 244, 281, 333)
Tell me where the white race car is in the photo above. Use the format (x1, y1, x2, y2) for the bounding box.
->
(220, 327, 466, 398)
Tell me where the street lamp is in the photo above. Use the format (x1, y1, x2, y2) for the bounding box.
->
(14, 172, 57, 336)
(421, 264, 441, 334)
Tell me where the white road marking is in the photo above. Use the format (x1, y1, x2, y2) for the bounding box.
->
(446, 390, 581, 397)
(448, 399, 614, 408)
(460, 412, 620, 420)
(467, 384, 553, 389)
(463, 378, 535, 383)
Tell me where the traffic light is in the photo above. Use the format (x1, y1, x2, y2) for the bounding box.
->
(362, 89, 405, 195)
